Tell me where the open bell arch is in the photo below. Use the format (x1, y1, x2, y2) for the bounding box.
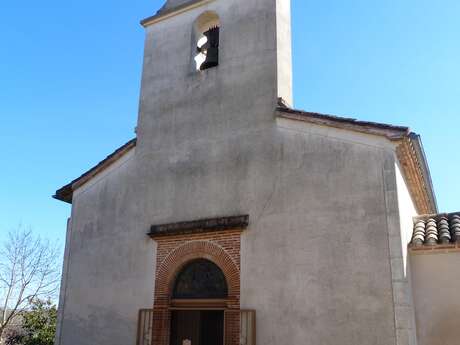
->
(192, 11, 220, 71)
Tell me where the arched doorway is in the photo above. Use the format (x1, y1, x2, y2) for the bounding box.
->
(170, 259, 228, 345)
(150, 236, 243, 345)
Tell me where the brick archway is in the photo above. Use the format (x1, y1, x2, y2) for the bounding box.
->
(151, 233, 242, 345)
(155, 241, 240, 307)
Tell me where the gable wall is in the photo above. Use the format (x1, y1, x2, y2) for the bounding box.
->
(57, 115, 409, 345)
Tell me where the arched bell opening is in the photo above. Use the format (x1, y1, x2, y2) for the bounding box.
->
(192, 11, 220, 71)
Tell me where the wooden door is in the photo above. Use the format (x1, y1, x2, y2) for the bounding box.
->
(170, 311, 201, 345)
(200, 311, 224, 345)
(170, 310, 224, 345)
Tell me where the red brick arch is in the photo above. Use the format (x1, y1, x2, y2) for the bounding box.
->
(151, 231, 242, 345)
(155, 240, 240, 305)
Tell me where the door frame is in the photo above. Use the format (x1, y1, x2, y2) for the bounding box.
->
(170, 299, 227, 310)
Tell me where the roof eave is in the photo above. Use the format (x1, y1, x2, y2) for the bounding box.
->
(53, 138, 137, 204)
(276, 104, 410, 141)
(409, 133, 438, 213)
(53, 187, 73, 204)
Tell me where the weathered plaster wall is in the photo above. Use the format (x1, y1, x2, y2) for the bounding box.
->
(238, 118, 400, 345)
(57, 0, 410, 344)
(410, 252, 460, 345)
(57, 149, 157, 345)
(58, 0, 289, 344)
(55, 218, 73, 345)
(59, 123, 405, 345)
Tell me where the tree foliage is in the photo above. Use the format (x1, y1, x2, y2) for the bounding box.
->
(0, 228, 60, 342)
(2, 299, 57, 345)
(21, 299, 57, 345)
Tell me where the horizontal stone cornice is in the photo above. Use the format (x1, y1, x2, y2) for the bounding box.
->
(148, 215, 249, 238)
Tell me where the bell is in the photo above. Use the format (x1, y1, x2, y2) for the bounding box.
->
(205, 26, 220, 48)
(200, 47, 219, 70)
(199, 26, 219, 70)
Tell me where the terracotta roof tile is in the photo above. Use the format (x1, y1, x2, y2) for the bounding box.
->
(411, 213, 460, 247)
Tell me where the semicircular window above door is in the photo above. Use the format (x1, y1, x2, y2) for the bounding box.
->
(173, 259, 228, 299)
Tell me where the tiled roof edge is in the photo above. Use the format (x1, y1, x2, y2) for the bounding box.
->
(410, 212, 460, 249)
(414, 212, 460, 222)
(53, 138, 137, 204)
(397, 137, 438, 214)
(276, 98, 410, 140)
(409, 133, 438, 213)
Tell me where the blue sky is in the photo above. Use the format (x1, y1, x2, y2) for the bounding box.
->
(1, 0, 459, 245)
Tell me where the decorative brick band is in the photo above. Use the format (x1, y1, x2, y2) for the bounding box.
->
(151, 230, 242, 345)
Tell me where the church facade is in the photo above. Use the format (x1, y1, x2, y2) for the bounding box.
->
(53, 1, 460, 345)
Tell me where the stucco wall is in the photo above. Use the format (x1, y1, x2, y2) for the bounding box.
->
(56, 0, 408, 344)
(57, 149, 157, 345)
(410, 252, 460, 345)
(59, 122, 404, 345)
(238, 119, 400, 345)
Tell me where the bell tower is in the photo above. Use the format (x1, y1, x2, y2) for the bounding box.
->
(136, 0, 292, 153)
